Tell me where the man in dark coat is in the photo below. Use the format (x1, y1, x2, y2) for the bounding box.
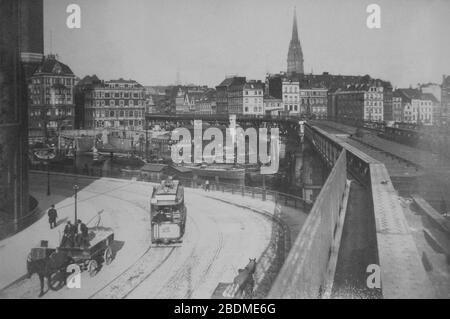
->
(61, 221, 74, 247)
(47, 205, 57, 229)
(76, 219, 89, 247)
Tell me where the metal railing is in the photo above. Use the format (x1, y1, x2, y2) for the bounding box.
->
(145, 112, 309, 124)
(29, 163, 312, 211)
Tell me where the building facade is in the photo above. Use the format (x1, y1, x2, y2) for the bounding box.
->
(282, 79, 300, 113)
(299, 87, 328, 119)
(397, 88, 435, 125)
(84, 78, 146, 130)
(194, 89, 216, 115)
(216, 76, 246, 115)
(392, 93, 403, 122)
(28, 55, 76, 139)
(332, 84, 384, 121)
(420, 93, 437, 125)
(263, 96, 283, 115)
(74, 75, 102, 129)
(243, 81, 264, 115)
(441, 75, 450, 124)
(383, 84, 393, 122)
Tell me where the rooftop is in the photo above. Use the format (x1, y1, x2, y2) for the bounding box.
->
(33, 55, 74, 77)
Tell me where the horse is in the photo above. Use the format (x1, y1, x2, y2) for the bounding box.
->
(26, 250, 72, 297)
(232, 258, 257, 299)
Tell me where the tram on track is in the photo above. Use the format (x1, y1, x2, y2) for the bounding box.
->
(150, 178, 186, 245)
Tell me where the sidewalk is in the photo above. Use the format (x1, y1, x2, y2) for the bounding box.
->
(0, 174, 152, 292)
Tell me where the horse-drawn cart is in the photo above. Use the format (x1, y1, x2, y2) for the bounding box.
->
(59, 227, 114, 277)
(26, 227, 115, 295)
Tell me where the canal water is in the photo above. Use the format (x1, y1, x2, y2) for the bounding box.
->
(43, 135, 329, 200)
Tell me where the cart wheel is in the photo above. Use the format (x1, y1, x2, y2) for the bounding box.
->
(104, 246, 113, 265)
(88, 260, 98, 277)
(48, 270, 66, 290)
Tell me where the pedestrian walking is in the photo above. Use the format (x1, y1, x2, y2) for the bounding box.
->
(205, 179, 210, 192)
(47, 204, 57, 229)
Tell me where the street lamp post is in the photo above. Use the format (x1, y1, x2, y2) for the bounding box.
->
(47, 154, 50, 196)
(73, 184, 79, 224)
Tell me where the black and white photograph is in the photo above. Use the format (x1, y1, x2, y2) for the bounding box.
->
(0, 0, 449, 305)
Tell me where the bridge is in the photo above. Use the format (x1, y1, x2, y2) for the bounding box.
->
(145, 112, 306, 130)
(268, 122, 438, 298)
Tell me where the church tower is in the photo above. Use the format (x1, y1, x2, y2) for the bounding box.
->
(287, 8, 304, 76)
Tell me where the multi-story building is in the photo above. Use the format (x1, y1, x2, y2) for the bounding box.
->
(420, 93, 438, 125)
(74, 75, 102, 129)
(282, 79, 300, 113)
(265, 73, 285, 100)
(175, 86, 213, 114)
(331, 84, 384, 121)
(397, 88, 435, 125)
(441, 75, 450, 124)
(420, 83, 441, 125)
(243, 81, 264, 115)
(263, 96, 283, 115)
(267, 72, 391, 119)
(195, 91, 216, 115)
(216, 76, 246, 115)
(84, 78, 146, 130)
(299, 86, 328, 119)
(383, 83, 394, 122)
(28, 54, 76, 139)
(392, 92, 403, 122)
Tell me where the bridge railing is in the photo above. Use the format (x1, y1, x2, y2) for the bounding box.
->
(269, 148, 347, 298)
(276, 122, 434, 299)
(145, 112, 307, 123)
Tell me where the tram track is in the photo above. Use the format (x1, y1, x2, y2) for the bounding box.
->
(89, 246, 177, 299)
(2, 176, 277, 299)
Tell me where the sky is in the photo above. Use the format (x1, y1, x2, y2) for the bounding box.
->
(44, 0, 450, 88)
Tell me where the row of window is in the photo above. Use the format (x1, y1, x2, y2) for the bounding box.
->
(105, 83, 140, 89)
(244, 98, 263, 104)
(29, 108, 73, 117)
(88, 100, 145, 107)
(284, 95, 327, 104)
(87, 109, 144, 118)
(31, 77, 75, 86)
(91, 91, 144, 99)
(244, 90, 263, 96)
(31, 98, 73, 105)
(87, 120, 143, 129)
(244, 106, 264, 113)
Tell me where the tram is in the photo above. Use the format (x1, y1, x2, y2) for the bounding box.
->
(150, 177, 186, 245)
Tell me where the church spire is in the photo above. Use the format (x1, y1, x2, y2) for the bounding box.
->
(292, 7, 299, 42)
(287, 7, 304, 76)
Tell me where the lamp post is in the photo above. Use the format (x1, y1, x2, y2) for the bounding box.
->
(47, 154, 51, 196)
(73, 184, 79, 224)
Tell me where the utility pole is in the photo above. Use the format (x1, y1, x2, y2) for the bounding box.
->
(73, 184, 79, 224)
(47, 154, 50, 196)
